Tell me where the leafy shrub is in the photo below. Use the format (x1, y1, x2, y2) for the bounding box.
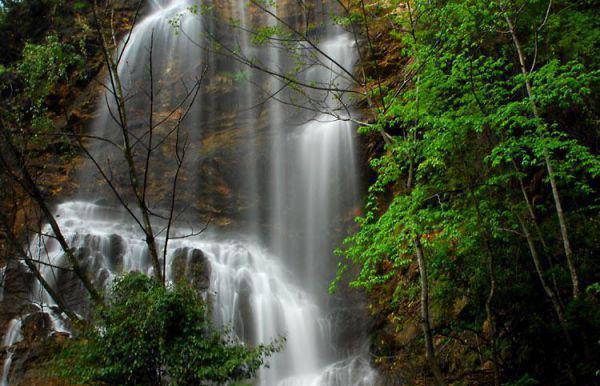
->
(55, 273, 281, 385)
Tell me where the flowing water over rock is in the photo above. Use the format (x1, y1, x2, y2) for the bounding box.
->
(1, 0, 377, 384)
(0, 319, 22, 386)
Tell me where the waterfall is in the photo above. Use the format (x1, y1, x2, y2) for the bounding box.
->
(1, 0, 377, 384)
(1, 319, 22, 386)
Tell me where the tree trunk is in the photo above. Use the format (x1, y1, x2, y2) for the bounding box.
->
(414, 236, 446, 386)
(0, 126, 103, 306)
(92, 2, 163, 283)
(505, 14, 580, 300)
(3, 222, 82, 324)
(473, 201, 501, 386)
(512, 160, 565, 309)
(515, 214, 571, 345)
(512, 160, 548, 250)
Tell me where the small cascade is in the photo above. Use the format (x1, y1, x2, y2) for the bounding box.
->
(279, 357, 379, 386)
(296, 117, 358, 286)
(1, 319, 23, 386)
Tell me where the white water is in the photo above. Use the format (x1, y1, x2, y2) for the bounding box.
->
(4, 201, 375, 384)
(1, 319, 22, 386)
(0, 306, 70, 385)
(1, 0, 377, 384)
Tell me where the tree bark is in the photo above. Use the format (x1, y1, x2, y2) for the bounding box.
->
(512, 161, 548, 250)
(473, 198, 501, 386)
(92, 1, 163, 282)
(512, 160, 566, 309)
(2, 221, 82, 324)
(414, 236, 446, 386)
(0, 125, 103, 306)
(504, 14, 580, 300)
(515, 214, 571, 345)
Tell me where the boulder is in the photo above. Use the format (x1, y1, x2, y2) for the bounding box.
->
(21, 312, 51, 344)
(170, 247, 211, 292)
(104, 234, 125, 273)
(54, 266, 90, 318)
(170, 248, 188, 285)
(0, 261, 35, 321)
(5, 331, 70, 386)
(188, 249, 211, 291)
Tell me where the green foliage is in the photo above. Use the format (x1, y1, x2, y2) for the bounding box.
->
(506, 374, 540, 386)
(251, 25, 288, 45)
(72, 1, 88, 11)
(16, 34, 83, 133)
(335, 0, 600, 383)
(55, 273, 281, 385)
(0, 31, 83, 152)
(18, 34, 82, 104)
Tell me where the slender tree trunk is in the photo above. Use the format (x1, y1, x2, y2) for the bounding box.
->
(414, 237, 446, 386)
(405, 25, 444, 380)
(471, 193, 501, 386)
(512, 160, 566, 309)
(92, 2, 163, 282)
(515, 214, 571, 345)
(482, 236, 500, 386)
(3, 221, 82, 324)
(108, 50, 163, 284)
(512, 161, 548, 250)
(504, 15, 580, 300)
(544, 154, 579, 299)
(0, 126, 103, 306)
(19, 186, 102, 305)
(516, 214, 578, 384)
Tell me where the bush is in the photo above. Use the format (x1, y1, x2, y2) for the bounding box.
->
(55, 273, 281, 385)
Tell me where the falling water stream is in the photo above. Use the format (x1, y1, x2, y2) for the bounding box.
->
(1, 0, 377, 384)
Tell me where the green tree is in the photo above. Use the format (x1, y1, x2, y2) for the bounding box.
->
(55, 273, 281, 385)
(334, 0, 599, 384)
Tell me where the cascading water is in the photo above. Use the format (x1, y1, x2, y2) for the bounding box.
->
(0, 0, 377, 384)
(0, 319, 22, 386)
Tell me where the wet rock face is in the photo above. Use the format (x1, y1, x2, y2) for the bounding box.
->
(53, 232, 127, 317)
(0, 261, 35, 322)
(76, 246, 102, 284)
(20, 312, 52, 344)
(188, 249, 211, 290)
(235, 276, 254, 343)
(3, 331, 70, 386)
(54, 242, 104, 318)
(105, 234, 126, 273)
(327, 289, 374, 355)
(54, 268, 90, 318)
(170, 247, 211, 292)
(0, 309, 70, 386)
(171, 250, 187, 284)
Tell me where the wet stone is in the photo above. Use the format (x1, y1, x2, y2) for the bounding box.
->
(54, 269, 90, 318)
(170, 247, 211, 292)
(105, 234, 125, 273)
(0, 261, 35, 321)
(95, 268, 111, 289)
(188, 249, 211, 291)
(21, 312, 51, 343)
(74, 246, 91, 261)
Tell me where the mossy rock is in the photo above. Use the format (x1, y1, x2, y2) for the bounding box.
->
(170, 247, 211, 292)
